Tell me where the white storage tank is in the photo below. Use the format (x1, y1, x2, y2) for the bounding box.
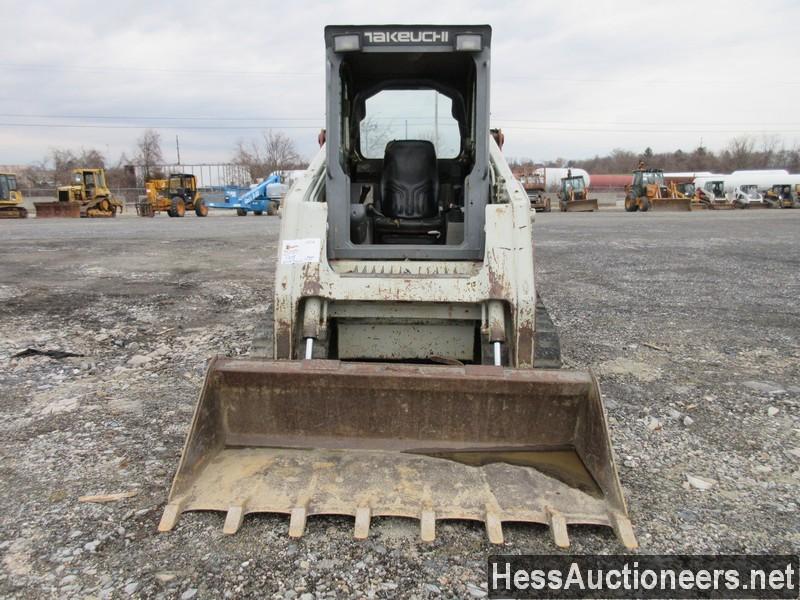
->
(533, 167, 590, 192)
(695, 171, 800, 193)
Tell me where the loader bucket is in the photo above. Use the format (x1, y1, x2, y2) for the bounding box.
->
(136, 201, 155, 217)
(564, 199, 598, 212)
(160, 358, 636, 548)
(651, 198, 691, 212)
(708, 201, 735, 210)
(34, 201, 80, 218)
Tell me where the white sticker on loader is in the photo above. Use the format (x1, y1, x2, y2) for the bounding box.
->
(281, 238, 321, 264)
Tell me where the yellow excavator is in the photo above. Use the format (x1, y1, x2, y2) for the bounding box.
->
(0, 173, 28, 218)
(160, 25, 636, 549)
(35, 168, 123, 217)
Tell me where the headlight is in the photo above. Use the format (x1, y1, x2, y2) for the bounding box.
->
(455, 34, 482, 51)
(334, 34, 360, 52)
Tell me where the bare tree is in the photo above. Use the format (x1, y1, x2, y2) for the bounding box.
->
(105, 152, 137, 188)
(135, 129, 164, 179)
(689, 144, 715, 172)
(231, 131, 305, 180)
(262, 131, 301, 176)
(49, 148, 105, 184)
(758, 134, 782, 169)
(359, 117, 393, 158)
(232, 139, 263, 180)
(721, 136, 756, 171)
(18, 159, 52, 187)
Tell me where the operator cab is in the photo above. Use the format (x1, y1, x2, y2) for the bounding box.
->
(704, 181, 725, 198)
(740, 184, 758, 198)
(633, 170, 664, 187)
(325, 25, 492, 260)
(0, 174, 12, 200)
(775, 184, 792, 197)
(345, 56, 474, 246)
(81, 171, 96, 188)
(562, 176, 585, 193)
(168, 174, 197, 200)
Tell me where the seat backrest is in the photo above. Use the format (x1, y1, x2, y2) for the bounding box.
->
(381, 140, 438, 219)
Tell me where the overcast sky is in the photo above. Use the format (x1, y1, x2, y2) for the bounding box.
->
(2, 0, 798, 167)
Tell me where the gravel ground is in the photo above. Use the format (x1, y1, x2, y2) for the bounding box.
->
(0, 210, 798, 599)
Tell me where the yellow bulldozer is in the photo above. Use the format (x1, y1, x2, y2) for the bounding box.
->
(0, 173, 28, 218)
(624, 164, 691, 212)
(159, 25, 636, 549)
(35, 168, 122, 218)
(136, 173, 208, 217)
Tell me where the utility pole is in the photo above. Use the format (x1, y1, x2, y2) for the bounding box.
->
(176, 135, 181, 165)
(405, 119, 408, 138)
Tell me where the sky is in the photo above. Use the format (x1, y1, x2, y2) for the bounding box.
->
(2, 0, 799, 167)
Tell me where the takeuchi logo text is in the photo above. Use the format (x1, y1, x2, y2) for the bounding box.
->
(363, 31, 450, 44)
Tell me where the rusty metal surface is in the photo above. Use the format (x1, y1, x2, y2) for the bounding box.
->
(651, 198, 691, 212)
(33, 202, 81, 218)
(160, 358, 636, 548)
(563, 199, 598, 212)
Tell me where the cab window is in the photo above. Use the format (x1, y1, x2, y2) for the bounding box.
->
(359, 89, 460, 159)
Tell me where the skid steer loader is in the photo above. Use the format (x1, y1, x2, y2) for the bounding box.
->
(160, 25, 636, 549)
(0, 173, 28, 218)
(764, 184, 799, 209)
(624, 164, 691, 212)
(558, 172, 598, 212)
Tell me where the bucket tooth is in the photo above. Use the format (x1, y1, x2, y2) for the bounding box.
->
(158, 501, 184, 532)
(354, 506, 371, 540)
(609, 512, 639, 550)
(223, 505, 246, 535)
(288, 507, 308, 538)
(546, 507, 570, 548)
(420, 510, 436, 542)
(485, 510, 504, 545)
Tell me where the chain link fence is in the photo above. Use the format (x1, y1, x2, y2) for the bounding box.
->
(20, 186, 228, 210)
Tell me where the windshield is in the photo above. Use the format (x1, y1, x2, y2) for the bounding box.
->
(640, 171, 663, 185)
(564, 178, 585, 192)
(169, 176, 183, 191)
(0, 176, 9, 200)
(359, 89, 460, 159)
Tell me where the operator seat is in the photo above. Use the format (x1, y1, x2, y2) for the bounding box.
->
(373, 140, 444, 244)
